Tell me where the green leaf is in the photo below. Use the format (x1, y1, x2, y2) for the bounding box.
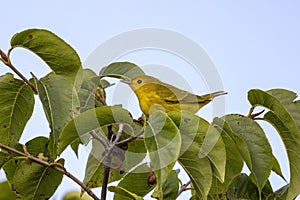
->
(209, 118, 244, 198)
(248, 89, 300, 199)
(227, 173, 261, 200)
(0, 73, 34, 147)
(108, 186, 143, 200)
(0, 181, 18, 199)
(25, 136, 49, 157)
(62, 191, 93, 200)
(272, 155, 286, 181)
(123, 139, 147, 172)
(199, 125, 226, 183)
(72, 106, 143, 189)
(0, 137, 49, 178)
(227, 173, 274, 200)
(0, 136, 49, 188)
(33, 73, 80, 158)
(218, 114, 273, 193)
(83, 137, 146, 189)
(152, 170, 179, 200)
(0, 151, 10, 168)
(58, 106, 141, 155)
(273, 184, 289, 200)
(71, 69, 102, 156)
(83, 162, 124, 189)
(4, 158, 64, 200)
(113, 164, 154, 200)
(0, 144, 23, 169)
(184, 157, 211, 200)
(214, 117, 244, 182)
(10, 29, 81, 76)
(71, 68, 109, 156)
(169, 111, 225, 200)
(144, 111, 181, 199)
(78, 69, 103, 113)
(1, 137, 58, 199)
(99, 62, 145, 80)
(83, 138, 124, 189)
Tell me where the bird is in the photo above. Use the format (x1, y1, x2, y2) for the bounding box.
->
(121, 75, 227, 116)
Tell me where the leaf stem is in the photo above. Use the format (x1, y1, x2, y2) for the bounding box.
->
(94, 88, 107, 106)
(247, 106, 265, 119)
(0, 49, 37, 93)
(247, 106, 255, 117)
(0, 142, 100, 200)
(177, 180, 191, 198)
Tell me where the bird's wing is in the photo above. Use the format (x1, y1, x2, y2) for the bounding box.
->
(152, 83, 225, 104)
(146, 83, 183, 102)
(158, 83, 221, 104)
(156, 83, 204, 104)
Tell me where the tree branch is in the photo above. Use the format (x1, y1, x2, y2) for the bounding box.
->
(100, 161, 111, 200)
(0, 142, 100, 200)
(100, 123, 124, 200)
(0, 49, 37, 93)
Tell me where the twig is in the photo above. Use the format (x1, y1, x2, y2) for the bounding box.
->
(0, 49, 37, 93)
(115, 131, 144, 147)
(0, 142, 99, 200)
(177, 180, 191, 197)
(89, 130, 108, 147)
(112, 124, 124, 145)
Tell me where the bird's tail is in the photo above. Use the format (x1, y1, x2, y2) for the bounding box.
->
(196, 91, 227, 104)
(210, 91, 228, 98)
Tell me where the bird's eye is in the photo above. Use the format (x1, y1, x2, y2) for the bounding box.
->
(137, 79, 142, 84)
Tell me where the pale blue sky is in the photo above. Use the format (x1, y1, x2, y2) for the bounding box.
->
(1, 1, 300, 199)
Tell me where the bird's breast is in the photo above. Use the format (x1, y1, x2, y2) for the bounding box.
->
(134, 87, 166, 115)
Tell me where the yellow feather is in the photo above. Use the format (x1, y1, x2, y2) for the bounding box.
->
(121, 75, 227, 116)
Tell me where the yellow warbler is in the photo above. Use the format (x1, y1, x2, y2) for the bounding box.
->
(121, 75, 227, 116)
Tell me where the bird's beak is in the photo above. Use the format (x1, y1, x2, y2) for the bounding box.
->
(120, 79, 131, 84)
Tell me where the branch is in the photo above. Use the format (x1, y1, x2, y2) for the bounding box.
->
(90, 124, 136, 200)
(100, 123, 124, 200)
(177, 180, 191, 198)
(115, 130, 144, 147)
(100, 163, 111, 200)
(89, 130, 109, 147)
(112, 123, 124, 145)
(0, 49, 37, 93)
(0, 142, 99, 200)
